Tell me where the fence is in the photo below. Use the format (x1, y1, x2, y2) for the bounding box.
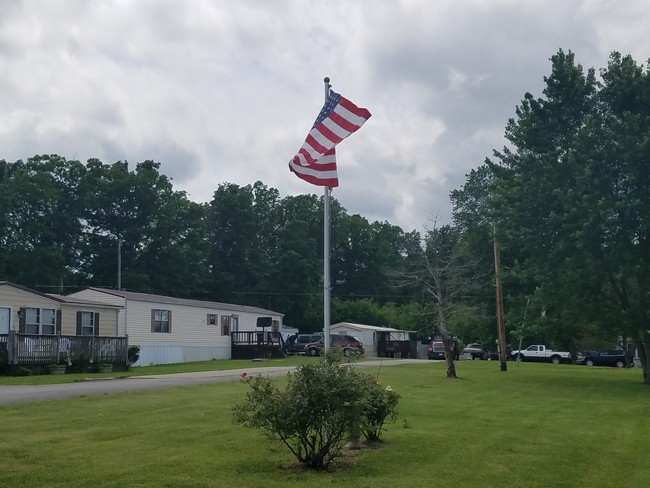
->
(0, 331, 128, 365)
(377, 340, 417, 358)
(231, 330, 283, 346)
(230, 331, 285, 359)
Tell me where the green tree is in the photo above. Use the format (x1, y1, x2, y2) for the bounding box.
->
(81, 159, 205, 293)
(204, 183, 261, 301)
(0, 155, 87, 289)
(452, 50, 650, 383)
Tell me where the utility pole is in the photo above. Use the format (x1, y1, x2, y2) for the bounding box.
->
(493, 222, 507, 372)
(117, 239, 122, 291)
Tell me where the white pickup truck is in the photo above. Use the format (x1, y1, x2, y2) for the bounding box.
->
(510, 345, 571, 364)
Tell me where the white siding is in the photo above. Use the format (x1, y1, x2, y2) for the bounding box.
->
(67, 288, 283, 365)
(127, 302, 280, 365)
(124, 300, 231, 347)
(138, 345, 230, 366)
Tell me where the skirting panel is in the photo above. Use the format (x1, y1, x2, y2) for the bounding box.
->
(135, 345, 231, 366)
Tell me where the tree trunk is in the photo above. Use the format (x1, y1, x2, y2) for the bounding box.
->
(638, 340, 649, 385)
(436, 292, 458, 378)
(443, 338, 457, 378)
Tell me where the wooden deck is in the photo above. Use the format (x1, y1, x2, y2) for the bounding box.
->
(231, 331, 285, 359)
(377, 340, 416, 358)
(0, 331, 128, 365)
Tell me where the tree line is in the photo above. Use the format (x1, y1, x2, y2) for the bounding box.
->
(0, 155, 433, 332)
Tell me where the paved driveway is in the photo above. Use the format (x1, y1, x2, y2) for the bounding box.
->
(0, 359, 426, 405)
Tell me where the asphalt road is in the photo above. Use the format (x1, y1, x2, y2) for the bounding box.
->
(0, 358, 426, 405)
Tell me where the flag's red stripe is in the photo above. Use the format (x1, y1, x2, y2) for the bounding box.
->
(310, 161, 338, 171)
(288, 163, 339, 188)
(294, 148, 336, 168)
(305, 133, 330, 156)
(316, 123, 344, 145)
(337, 96, 372, 120)
(296, 148, 317, 166)
(329, 111, 361, 133)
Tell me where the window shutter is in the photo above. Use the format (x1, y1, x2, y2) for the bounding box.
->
(76, 311, 82, 335)
(94, 312, 100, 336)
(56, 309, 62, 335)
(19, 308, 26, 333)
(151, 310, 156, 333)
(168, 310, 172, 334)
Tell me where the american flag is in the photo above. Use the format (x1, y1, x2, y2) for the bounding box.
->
(289, 90, 371, 188)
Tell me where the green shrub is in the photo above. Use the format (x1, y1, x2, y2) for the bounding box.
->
(13, 366, 33, 376)
(72, 353, 92, 373)
(232, 349, 400, 470)
(359, 380, 400, 442)
(127, 345, 141, 368)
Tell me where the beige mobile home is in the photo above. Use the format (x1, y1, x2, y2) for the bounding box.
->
(0, 281, 123, 365)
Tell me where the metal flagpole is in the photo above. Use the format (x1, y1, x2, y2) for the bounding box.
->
(323, 77, 331, 352)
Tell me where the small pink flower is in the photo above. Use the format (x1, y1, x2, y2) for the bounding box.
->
(241, 371, 248, 379)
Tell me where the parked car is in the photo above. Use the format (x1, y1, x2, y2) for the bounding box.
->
(575, 350, 598, 365)
(463, 343, 487, 360)
(510, 345, 571, 364)
(427, 341, 445, 360)
(427, 339, 461, 360)
(304, 334, 364, 357)
(582, 350, 629, 368)
(426, 333, 460, 361)
(285, 333, 324, 355)
(486, 350, 500, 360)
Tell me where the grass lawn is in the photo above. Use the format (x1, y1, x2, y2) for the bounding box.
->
(0, 356, 317, 385)
(1, 361, 648, 487)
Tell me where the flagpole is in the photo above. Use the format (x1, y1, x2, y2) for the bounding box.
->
(323, 76, 331, 352)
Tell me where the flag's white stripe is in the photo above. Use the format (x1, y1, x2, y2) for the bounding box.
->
(290, 162, 338, 179)
(320, 118, 350, 140)
(297, 142, 322, 165)
(332, 104, 368, 127)
(309, 128, 337, 151)
(294, 146, 336, 167)
(317, 153, 336, 164)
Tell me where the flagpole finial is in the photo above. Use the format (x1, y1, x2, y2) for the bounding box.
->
(324, 77, 330, 83)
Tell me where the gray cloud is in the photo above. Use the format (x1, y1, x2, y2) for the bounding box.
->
(1, 0, 649, 234)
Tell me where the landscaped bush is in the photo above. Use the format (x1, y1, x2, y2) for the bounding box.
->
(359, 380, 400, 442)
(71, 353, 92, 373)
(232, 349, 400, 470)
(127, 345, 141, 368)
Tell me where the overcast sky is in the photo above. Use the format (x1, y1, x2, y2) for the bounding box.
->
(1, 0, 648, 233)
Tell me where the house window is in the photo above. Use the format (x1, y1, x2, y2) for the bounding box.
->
(272, 320, 279, 333)
(80, 312, 96, 336)
(221, 315, 231, 336)
(25, 307, 57, 335)
(152, 309, 171, 333)
(76, 311, 99, 336)
(207, 313, 217, 326)
(25, 308, 40, 334)
(231, 315, 239, 333)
